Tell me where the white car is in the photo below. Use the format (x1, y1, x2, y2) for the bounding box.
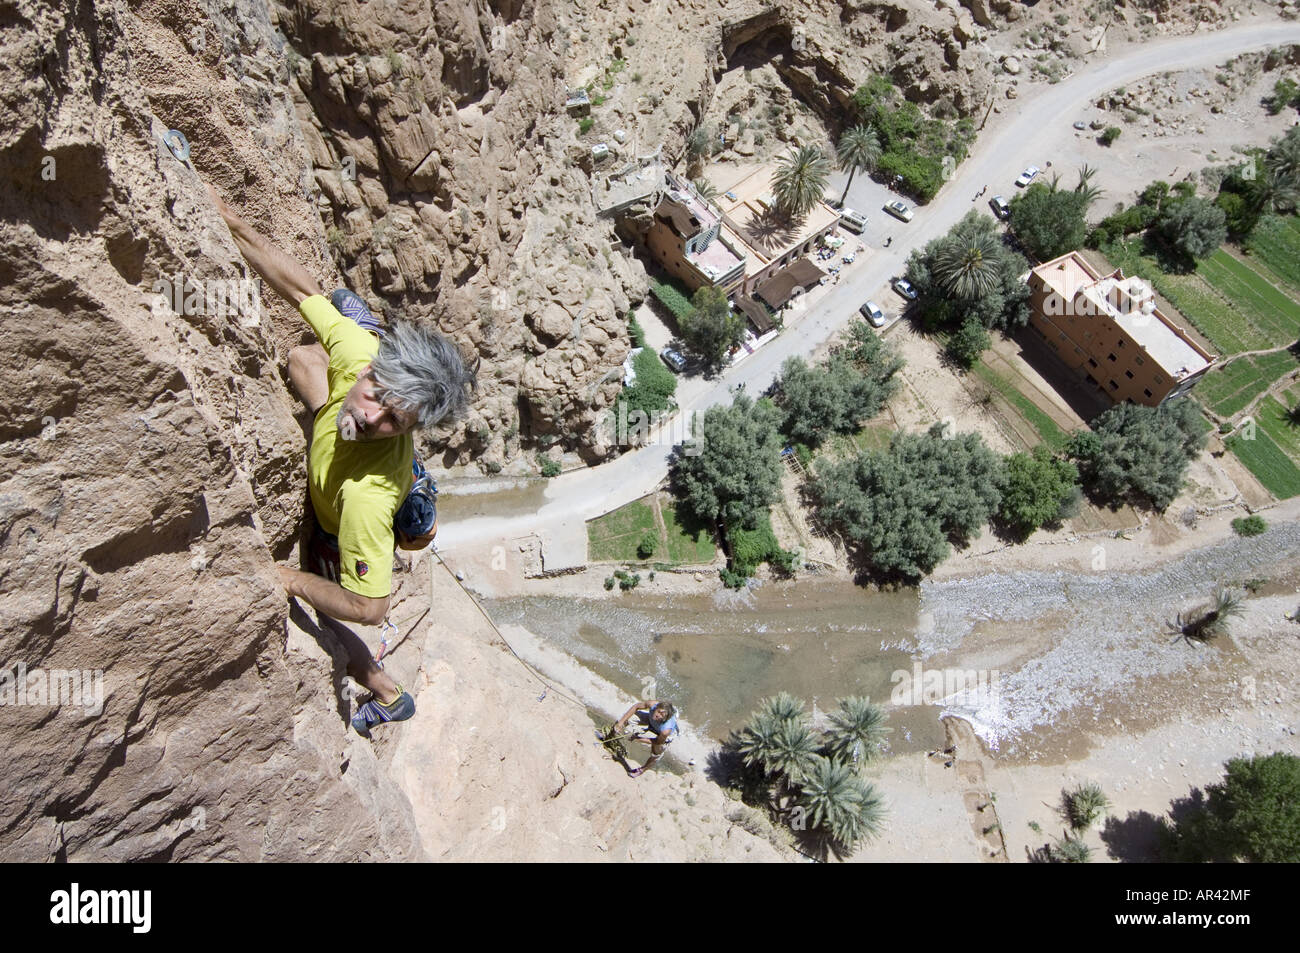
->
(859, 301, 887, 328)
(891, 277, 917, 300)
(1014, 165, 1040, 188)
(883, 199, 914, 222)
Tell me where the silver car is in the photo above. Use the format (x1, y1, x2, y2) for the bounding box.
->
(859, 301, 887, 328)
(1014, 165, 1040, 187)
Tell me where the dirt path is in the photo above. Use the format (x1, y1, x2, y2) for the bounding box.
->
(941, 716, 1010, 862)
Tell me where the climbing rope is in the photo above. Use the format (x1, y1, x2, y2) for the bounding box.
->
(426, 544, 589, 711)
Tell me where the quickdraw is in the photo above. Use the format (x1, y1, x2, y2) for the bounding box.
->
(375, 616, 398, 664)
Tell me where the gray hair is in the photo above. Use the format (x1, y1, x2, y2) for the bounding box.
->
(370, 320, 477, 430)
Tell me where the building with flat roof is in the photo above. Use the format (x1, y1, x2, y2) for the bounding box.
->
(711, 163, 841, 295)
(642, 173, 748, 295)
(1027, 251, 1216, 407)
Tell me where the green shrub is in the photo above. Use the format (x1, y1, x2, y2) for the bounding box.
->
(1231, 514, 1267, 537)
(615, 570, 641, 591)
(1269, 77, 1299, 114)
(1099, 126, 1121, 146)
(637, 531, 657, 559)
(1064, 782, 1111, 831)
(649, 276, 695, 324)
(578, 117, 594, 135)
(616, 346, 678, 421)
(1161, 752, 1300, 862)
(539, 455, 562, 478)
(628, 312, 647, 348)
(726, 514, 796, 577)
(945, 317, 992, 369)
(604, 576, 616, 590)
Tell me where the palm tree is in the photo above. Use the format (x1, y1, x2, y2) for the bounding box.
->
(1064, 782, 1111, 831)
(757, 692, 806, 723)
(692, 178, 718, 202)
(1266, 128, 1300, 189)
(933, 231, 1005, 301)
(1174, 588, 1245, 643)
(797, 756, 886, 848)
(771, 145, 831, 219)
(735, 693, 815, 779)
(1253, 164, 1300, 215)
(824, 696, 890, 768)
(767, 717, 821, 782)
(836, 125, 882, 207)
(1074, 163, 1105, 209)
(1050, 834, 1092, 863)
(1286, 402, 1300, 427)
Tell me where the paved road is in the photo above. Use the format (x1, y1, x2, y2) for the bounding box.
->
(439, 20, 1300, 557)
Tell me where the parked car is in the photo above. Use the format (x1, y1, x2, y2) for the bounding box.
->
(660, 347, 687, 373)
(840, 208, 868, 233)
(891, 277, 917, 300)
(1014, 165, 1040, 188)
(859, 301, 886, 328)
(989, 194, 1011, 220)
(883, 199, 914, 222)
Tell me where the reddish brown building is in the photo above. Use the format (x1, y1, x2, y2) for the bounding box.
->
(1028, 251, 1215, 407)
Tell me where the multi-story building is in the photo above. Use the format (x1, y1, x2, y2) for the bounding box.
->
(642, 173, 749, 296)
(1027, 251, 1215, 407)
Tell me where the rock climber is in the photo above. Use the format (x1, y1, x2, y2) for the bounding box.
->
(208, 185, 476, 734)
(612, 698, 680, 777)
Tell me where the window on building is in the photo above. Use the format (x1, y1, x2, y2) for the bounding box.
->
(1108, 353, 1117, 362)
(1117, 340, 1125, 348)
(1088, 358, 1098, 369)
(1074, 346, 1082, 355)
(1154, 374, 1164, 384)
(1109, 380, 1119, 391)
(1125, 370, 1134, 379)
(1143, 389, 1153, 398)
(1135, 356, 1144, 366)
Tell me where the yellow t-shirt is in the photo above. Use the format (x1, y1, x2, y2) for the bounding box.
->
(300, 295, 412, 598)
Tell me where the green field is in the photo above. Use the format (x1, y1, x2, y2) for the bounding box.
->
(1227, 427, 1300, 499)
(1243, 214, 1300, 296)
(1257, 396, 1300, 459)
(973, 361, 1069, 448)
(1196, 351, 1300, 418)
(1198, 249, 1300, 346)
(588, 499, 656, 562)
(1102, 240, 1271, 353)
(588, 496, 716, 564)
(660, 503, 717, 564)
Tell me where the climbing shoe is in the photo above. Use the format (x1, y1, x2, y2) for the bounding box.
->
(330, 288, 384, 337)
(351, 688, 415, 736)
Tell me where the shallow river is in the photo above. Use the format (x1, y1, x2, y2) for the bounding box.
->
(485, 520, 1300, 761)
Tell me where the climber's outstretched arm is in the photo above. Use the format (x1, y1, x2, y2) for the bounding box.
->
(207, 184, 322, 307)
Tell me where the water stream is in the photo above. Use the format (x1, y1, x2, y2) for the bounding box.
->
(484, 520, 1300, 762)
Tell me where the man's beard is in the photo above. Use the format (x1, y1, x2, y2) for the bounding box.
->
(337, 405, 362, 441)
